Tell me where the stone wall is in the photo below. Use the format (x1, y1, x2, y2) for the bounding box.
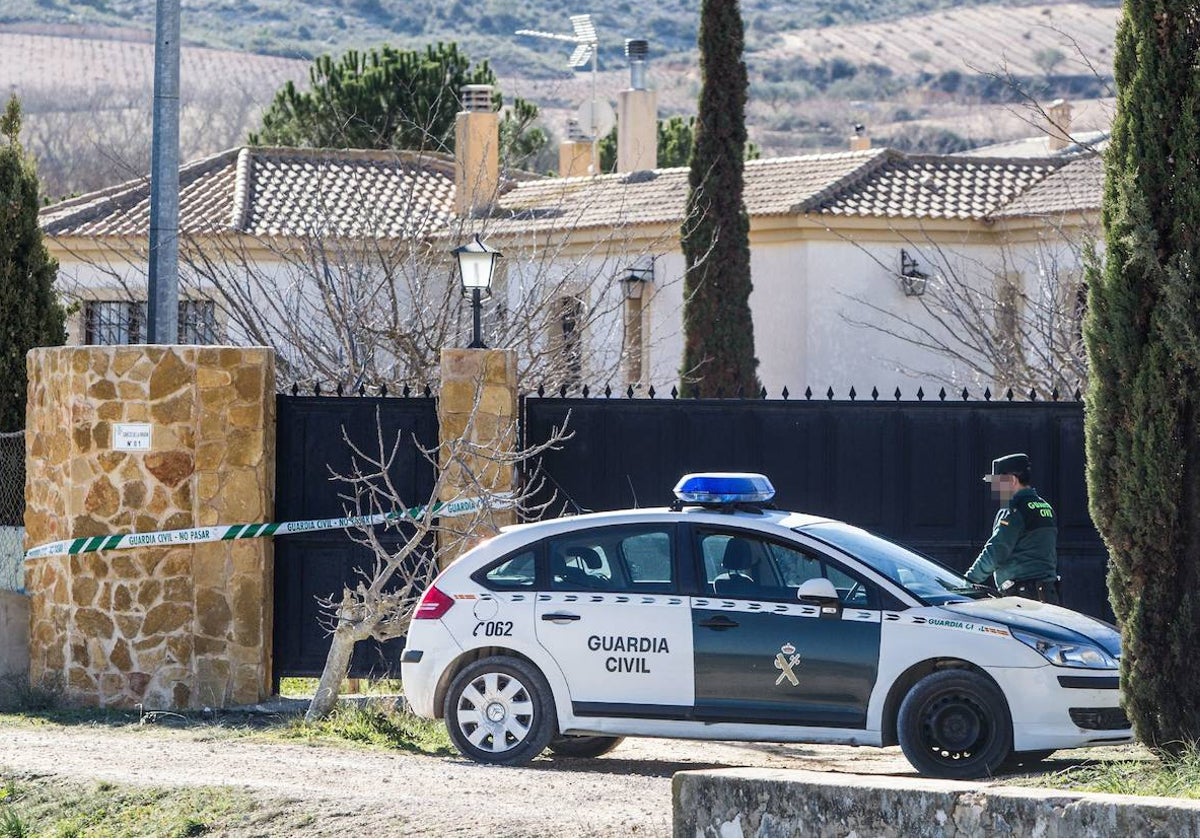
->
(673, 768, 1200, 837)
(24, 346, 275, 709)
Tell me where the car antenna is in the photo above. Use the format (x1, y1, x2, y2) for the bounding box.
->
(626, 475, 640, 509)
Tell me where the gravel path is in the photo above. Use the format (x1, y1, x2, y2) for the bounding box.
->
(1, 723, 925, 836)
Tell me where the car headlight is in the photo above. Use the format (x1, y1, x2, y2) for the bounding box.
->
(1011, 629, 1119, 669)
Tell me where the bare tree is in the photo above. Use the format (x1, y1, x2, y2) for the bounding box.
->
(305, 390, 570, 721)
(838, 225, 1096, 395)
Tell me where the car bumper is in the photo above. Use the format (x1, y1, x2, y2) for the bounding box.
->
(401, 622, 465, 720)
(987, 665, 1133, 750)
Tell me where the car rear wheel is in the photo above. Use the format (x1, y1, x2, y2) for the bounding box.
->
(444, 656, 555, 765)
(547, 735, 625, 758)
(898, 669, 1012, 779)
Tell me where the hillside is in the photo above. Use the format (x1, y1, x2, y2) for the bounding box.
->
(0, 0, 1120, 199)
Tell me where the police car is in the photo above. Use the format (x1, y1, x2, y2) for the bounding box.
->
(401, 473, 1130, 778)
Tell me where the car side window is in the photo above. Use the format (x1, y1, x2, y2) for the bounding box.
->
(479, 550, 537, 590)
(700, 530, 875, 608)
(548, 525, 675, 592)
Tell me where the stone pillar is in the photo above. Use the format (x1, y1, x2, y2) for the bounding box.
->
(24, 346, 275, 709)
(437, 349, 518, 567)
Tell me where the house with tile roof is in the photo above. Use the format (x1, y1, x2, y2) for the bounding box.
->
(40, 88, 1104, 395)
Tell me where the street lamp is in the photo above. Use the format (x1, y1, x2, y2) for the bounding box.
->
(453, 234, 502, 349)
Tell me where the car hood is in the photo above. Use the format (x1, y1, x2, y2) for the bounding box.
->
(942, 598, 1121, 657)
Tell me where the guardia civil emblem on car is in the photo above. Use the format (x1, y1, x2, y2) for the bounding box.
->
(402, 473, 1130, 778)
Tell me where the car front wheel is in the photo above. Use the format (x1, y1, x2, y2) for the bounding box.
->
(443, 656, 556, 765)
(898, 669, 1012, 779)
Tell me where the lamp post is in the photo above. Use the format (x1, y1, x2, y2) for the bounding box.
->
(453, 234, 502, 349)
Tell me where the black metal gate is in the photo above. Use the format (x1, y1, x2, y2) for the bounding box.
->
(273, 394, 438, 679)
(522, 394, 1110, 620)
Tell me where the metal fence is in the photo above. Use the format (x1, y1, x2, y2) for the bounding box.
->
(0, 430, 25, 592)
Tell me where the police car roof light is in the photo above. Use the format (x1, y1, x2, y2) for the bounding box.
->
(673, 473, 776, 505)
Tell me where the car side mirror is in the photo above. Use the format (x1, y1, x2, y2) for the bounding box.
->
(796, 577, 839, 604)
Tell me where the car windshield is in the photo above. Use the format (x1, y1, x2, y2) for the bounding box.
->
(798, 521, 990, 605)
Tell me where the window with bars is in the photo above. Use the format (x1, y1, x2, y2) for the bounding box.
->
(83, 300, 218, 345)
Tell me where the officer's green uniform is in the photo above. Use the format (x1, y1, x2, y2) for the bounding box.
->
(965, 486, 1058, 593)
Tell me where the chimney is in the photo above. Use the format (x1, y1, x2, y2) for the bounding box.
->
(1047, 98, 1072, 152)
(617, 39, 657, 173)
(455, 84, 499, 217)
(849, 123, 871, 151)
(559, 119, 595, 178)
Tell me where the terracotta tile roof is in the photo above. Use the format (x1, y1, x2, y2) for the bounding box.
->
(40, 145, 1101, 243)
(993, 154, 1103, 218)
(488, 150, 885, 234)
(798, 150, 1068, 220)
(41, 147, 459, 239)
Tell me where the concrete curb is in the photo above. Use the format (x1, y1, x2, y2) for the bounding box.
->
(673, 767, 1200, 837)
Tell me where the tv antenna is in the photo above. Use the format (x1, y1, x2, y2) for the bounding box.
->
(517, 14, 609, 174)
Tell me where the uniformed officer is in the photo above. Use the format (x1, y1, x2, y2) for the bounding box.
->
(964, 453, 1060, 604)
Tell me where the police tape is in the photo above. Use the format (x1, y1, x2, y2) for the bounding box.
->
(23, 494, 510, 561)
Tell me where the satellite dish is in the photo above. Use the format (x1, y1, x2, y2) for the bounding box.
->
(576, 99, 615, 140)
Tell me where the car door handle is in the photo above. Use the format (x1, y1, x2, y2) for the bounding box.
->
(541, 612, 581, 623)
(698, 615, 740, 630)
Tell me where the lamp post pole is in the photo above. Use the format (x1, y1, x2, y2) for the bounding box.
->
(470, 287, 485, 349)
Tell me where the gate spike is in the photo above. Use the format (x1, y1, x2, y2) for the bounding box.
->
(760, 386, 768, 399)
(380, 384, 388, 398)
(291, 383, 298, 396)
(848, 386, 857, 401)
(1074, 387, 1082, 401)
(826, 386, 835, 400)
(1051, 387, 1060, 402)
(917, 387, 925, 401)
(314, 381, 321, 396)
(782, 386, 790, 400)
(1005, 387, 1014, 401)
(538, 383, 546, 398)
(336, 382, 344, 397)
(1028, 388, 1037, 401)
(938, 387, 947, 401)
(871, 386, 879, 401)
(626, 385, 635, 398)
(604, 384, 612, 398)
(648, 385, 657, 399)
(894, 386, 902, 401)
(402, 384, 411, 398)
(424, 385, 432, 398)
(559, 383, 569, 398)
(961, 387, 969, 401)
(358, 384, 366, 397)
(984, 387, 992, 401)
(671, 386, 679, 399)
(804, 386, 812, 400)
(582, 384, 590, 398)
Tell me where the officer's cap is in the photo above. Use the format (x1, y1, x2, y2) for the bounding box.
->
(983, 452, 1030, 482)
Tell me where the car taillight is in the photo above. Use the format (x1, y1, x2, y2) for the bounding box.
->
(413, 585, 455, 620)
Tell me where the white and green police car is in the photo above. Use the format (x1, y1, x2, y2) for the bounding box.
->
(401, 473, 1130, 778)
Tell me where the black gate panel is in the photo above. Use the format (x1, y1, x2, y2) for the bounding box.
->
(274, 395, 438, 678)
(522, 396, 1110, 621)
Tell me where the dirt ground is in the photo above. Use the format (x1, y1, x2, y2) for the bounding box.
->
(0, 719, 1149, 837)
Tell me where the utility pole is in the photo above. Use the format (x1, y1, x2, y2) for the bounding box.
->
(147, 0, 180, 344)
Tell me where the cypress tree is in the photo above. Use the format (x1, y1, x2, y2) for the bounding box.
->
(0, 95, 66, 433)
(1083, 0, 1200, 754)
(679, 0, 759, 397)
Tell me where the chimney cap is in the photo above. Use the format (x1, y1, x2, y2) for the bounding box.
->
(625, 39, 649, 59)
(460, 84, 495, 113)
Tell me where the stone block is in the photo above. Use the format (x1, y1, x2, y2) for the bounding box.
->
(151, 391, 193, 425)
(116, 614, 142, 638)
(142, 602, 191, 637)
(87, 379, 117, 401)
(84, 475, 120, 518)
(72, 576, 99, 607)
(91, 421, 111, 450)
(148, 350, 189, 401)
(441, 348, 486, 380)
(96, 400, 122, 421)
(162, 576, 192, 604)
(110, 638, 132, 671)
(196, 368, 232, 389)
(227, 403, 262, 429)
(225, 429, 264, 467)
(231, 577, 263, 648)
(145, 451, 195, 488)
(74, 608, 114, 640)
(195, 588, 233, 638)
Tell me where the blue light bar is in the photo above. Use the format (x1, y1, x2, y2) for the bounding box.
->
(673, 473, 776, 504)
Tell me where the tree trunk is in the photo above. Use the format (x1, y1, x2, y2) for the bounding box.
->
(305, 594, 372, 722)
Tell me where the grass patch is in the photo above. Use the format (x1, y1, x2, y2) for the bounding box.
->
(1039, 748, 1200, 798)
(278, 702, 454, 755)
(278, 677, 404, 697)
(0, 770, 265, 838)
